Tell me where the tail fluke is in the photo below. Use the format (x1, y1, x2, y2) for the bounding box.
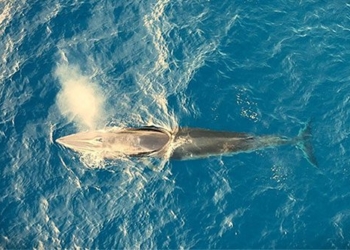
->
(297, 121, 318, 167)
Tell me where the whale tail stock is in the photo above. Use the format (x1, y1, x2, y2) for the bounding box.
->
(296, 121, 318, 167)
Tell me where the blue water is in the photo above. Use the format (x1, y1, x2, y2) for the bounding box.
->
(1, 0, 350, 248)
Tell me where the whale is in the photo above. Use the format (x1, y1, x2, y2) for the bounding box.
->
(56, 123, 318, 167)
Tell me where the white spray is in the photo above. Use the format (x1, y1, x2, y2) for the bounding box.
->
(55, 64, 106, 131)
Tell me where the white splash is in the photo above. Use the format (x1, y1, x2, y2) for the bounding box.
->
(55, 64, 106, 130)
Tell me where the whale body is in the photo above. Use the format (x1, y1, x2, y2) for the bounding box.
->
(56, 123, 318, 167)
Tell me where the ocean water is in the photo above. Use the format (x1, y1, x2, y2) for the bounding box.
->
(1, 0, 350, 248)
